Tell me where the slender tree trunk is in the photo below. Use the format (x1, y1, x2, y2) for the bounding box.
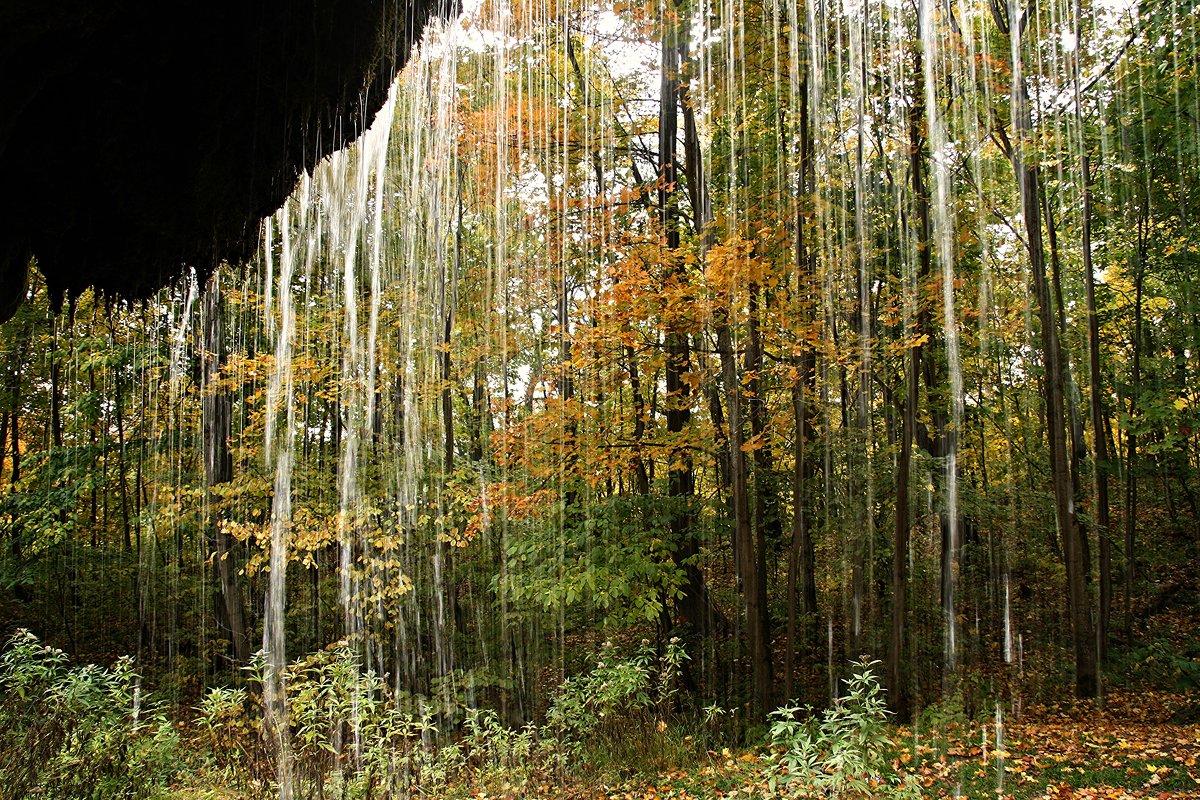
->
(10, 403, 19, 563)
(746, 286, 774, 690)
(89, 369, 98, 546)
(442, 290, 455, 477)
(1125, 212, 1146, 646)
(4, 405, 18, 569)
(1080, 147, 1112, 661)
(670, 9, 723, 638)
(709, 382, 732, 490)
(435, 172, 462, 690)
(557, 246, 577, 514)
(891, 353, 918, 720)
(468, 357, 486, 463)
(0, 411, 7, 489)
(1045, 195, 1094, 578)
(202, 275, 250, 667)
(10, 371, 20, 488)
(889, 56, 930, 719)
(1001, 51, 1097, 696)
(747, 285, 779, 598)
(718, 321, 773, 716)
(787, 370, 818, 697)
(50, 325, 63, 449)
(114, 374, 134, 554)
(670, 1, 770, 707)
(786, 64, 818, 698)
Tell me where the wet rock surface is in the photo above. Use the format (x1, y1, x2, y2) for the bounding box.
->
(0, 0, 449, 320)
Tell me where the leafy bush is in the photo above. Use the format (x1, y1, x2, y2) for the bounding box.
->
(548, 637, 686, 740)
(502, 496, 689, 627)
(203, 637, 700, 793)
(1122, 639, 1200, 691)
(462, 706, 543, 785)
(239, 642, 475, 798)
(0, 629, 179, 799)
(763, 659, 919, 799)
(196, 684, 263, 787)
(915, 685, 969, 749)
(544, 636, 697, 776)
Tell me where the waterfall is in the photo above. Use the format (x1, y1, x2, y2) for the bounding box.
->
(9, 0, 1196, 792)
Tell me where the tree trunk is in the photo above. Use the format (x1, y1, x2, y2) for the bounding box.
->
(1045, 193, 1094, 582)
(747, 286, 779, 592)
(442, 289, 455, 477)
(889, 54, 930, 719)
(999, 28, 1098, 695)
(718, 321, 773, 716)
(670, 8, 723, 638)
(108, 310, 134, 555)
(1125, 210, 1146, 646)
(1079, 142, 1112, 661)
(0, 412, 7, 489)
(786, 59, 818, 700)
(468, 356, 487, 463)
(202, 274, 250, 667)
(50, 325, 63, 450)
(670, 1, 770, 707)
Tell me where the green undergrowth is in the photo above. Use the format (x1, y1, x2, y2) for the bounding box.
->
(0, 629, 180, 799)
(2, 630, 1199, 800)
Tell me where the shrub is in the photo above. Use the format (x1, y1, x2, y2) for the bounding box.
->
(763, 658, 919, 799)
(0, 629, 179, 799)
(243, 641, 473, 798)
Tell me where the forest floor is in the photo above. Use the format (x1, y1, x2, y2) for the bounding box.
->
(592, 697, 1200, 800)
(8, 602, 1199, 799)
(450, 694, 1200, 800)
(169, 686, 1200, 800)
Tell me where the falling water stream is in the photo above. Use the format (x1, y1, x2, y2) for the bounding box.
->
(57, 0, 1191, 792)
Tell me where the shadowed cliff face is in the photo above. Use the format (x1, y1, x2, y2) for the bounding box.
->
(0, 0, 451, 321)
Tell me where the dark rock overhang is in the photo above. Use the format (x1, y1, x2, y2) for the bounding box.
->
(0, 0, 453, 322)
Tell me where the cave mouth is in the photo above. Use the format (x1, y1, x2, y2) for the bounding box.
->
(0, 0, 453, 322)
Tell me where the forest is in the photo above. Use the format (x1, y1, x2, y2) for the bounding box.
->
(1, 0, 1199, 796)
